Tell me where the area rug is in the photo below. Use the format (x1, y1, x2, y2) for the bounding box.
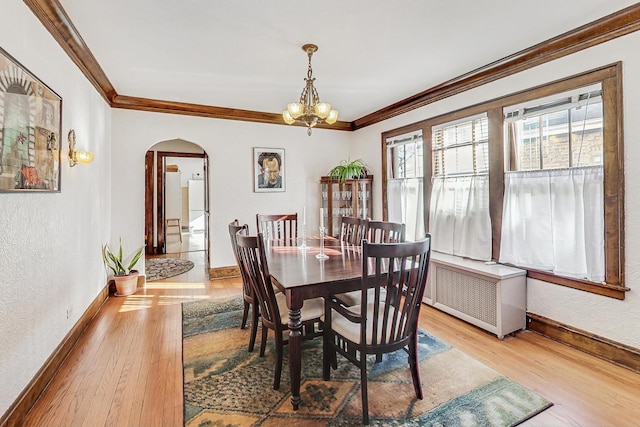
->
(182, 298, 552, 426)
(145, 257, 194, 281)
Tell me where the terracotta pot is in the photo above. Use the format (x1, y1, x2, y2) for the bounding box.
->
(113, 271, 139, 296)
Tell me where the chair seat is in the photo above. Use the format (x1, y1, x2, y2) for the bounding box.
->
(335, 288, 386, 307)
(329, 302, 398, 345)
(276, 292, 324, 324)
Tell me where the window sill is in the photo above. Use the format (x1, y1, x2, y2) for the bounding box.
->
(527, 270, 628, 300)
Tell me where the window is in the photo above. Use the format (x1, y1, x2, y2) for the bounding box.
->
(386, 131, 425, 240)
(381, 64, 625, 299)
(505, 86, 603, 171)
(432, 114, 489, 177)
(429, 114, 491, 261)
(500, 86, 605, 282)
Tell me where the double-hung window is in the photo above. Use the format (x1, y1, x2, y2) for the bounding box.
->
(500, 85, 605, 281)
(429, 114, 491, 261)
(385, 131, 425, 240)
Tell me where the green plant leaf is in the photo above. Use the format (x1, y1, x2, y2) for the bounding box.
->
(103, 239, 144, 276)
(126, 247, 144, 272)
(327, 158, 368, 181)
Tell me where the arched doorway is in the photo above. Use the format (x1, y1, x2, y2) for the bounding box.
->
(144, 140, 209, 263)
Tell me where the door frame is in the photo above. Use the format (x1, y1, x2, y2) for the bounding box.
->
(144, 150, 209, 256)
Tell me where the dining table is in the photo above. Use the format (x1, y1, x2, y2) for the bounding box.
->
(265, 235, 364, 410)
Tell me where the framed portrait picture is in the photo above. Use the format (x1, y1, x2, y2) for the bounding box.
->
(253, 147, 285, 192)
(0, 47, 62, 192)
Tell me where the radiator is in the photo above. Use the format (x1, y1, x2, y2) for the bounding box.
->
(424, 252, 526, 339)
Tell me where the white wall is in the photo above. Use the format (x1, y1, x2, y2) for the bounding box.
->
(351, 32, 640, 349)
(0, 0, 112, 416)
(111, 110, 352, 268)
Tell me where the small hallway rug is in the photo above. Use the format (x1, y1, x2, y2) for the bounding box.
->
(145, 257, 194, 281)
(182, 298, 552, 426)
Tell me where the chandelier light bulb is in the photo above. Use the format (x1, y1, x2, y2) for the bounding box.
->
(314, 102, 331, 119)
(326, 109, 339, 124)
(287, 102, 304, 119)
(282, 110, 295, 124)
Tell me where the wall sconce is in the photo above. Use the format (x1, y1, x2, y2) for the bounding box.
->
(68, 129, 95, 167)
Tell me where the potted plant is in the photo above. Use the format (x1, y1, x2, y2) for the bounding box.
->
(102, 238, 144, 296)
(328, 158, 369, 181)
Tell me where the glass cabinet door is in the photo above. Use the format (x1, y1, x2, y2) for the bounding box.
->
(320, 176, 373, 237)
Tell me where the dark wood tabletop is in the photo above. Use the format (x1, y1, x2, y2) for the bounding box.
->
(266, 237, 363, 297)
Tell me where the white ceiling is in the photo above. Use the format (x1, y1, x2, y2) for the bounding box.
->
(59, 0, 638, 122)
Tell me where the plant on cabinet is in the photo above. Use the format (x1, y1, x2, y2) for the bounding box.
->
(327, 158, 369, 181)
(102, 238, 144, 296)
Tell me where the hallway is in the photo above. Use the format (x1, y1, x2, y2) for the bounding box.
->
(164, 226, 206, 255)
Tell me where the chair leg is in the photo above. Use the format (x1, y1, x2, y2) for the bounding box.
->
(241, 301, 250, 329)
(360, 357, 370, 425)
(247, 303, 258, 353)
(274, 331, 284, 390)
(409, 333, 423, 400)
(259, 324, 268, 357)
(323, 330, 331, 381)
(332, 345, 337, 369)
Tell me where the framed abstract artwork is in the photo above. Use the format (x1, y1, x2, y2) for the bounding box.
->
(253, 147, 285, 192)
(0, 46, 62, 192)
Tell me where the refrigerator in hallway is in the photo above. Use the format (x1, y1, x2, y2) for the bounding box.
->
(188, 179, 205, 233)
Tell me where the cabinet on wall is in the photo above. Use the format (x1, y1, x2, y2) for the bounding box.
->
(320, 175, 373, 237)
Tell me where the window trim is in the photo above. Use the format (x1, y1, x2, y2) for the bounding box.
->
(381, 63, 626, 299)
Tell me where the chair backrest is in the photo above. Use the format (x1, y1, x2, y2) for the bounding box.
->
(228, 220, 251, 295)
(228, 219, 246, 262)
(339, 216, 369, 245)
(367, 220, 406, 243)
(256, 214, 298, 242)
(236, 232, 282, 330)
(359, 235, 431, 349)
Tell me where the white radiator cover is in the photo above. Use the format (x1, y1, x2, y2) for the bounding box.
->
(424, 252, 527, 339)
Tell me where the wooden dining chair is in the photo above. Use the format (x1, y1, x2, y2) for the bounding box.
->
(335, 216, 370, 306)
(339, 216, 369, 245)
(256, 213, 298, 243)
(236, 231, 324, 390)
(322, 235, 432, 425)
(367, 220, 406, 243)
(228, 220, 259, 352)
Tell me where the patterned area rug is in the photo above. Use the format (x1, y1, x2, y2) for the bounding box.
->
(182, 298, 552, 426)
(145, 257, 194, 281)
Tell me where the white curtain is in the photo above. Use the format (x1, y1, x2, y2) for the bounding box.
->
(387, 178, 425, 241)
(429, 175, 491, 261)
(499, 166, 604, 282)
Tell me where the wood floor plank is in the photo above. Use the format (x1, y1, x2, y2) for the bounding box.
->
(20, 250, 640, 427)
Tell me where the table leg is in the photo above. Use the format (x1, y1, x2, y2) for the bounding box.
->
(287, 296, 303, 410)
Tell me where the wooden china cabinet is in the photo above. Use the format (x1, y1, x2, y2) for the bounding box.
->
(320, 175, 373, 237)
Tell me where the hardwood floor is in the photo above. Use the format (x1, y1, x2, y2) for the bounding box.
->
(22, 250, 640, 426)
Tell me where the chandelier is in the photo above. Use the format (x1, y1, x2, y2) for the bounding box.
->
(282, 44, 338, 136)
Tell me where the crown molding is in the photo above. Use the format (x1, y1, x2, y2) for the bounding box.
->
(353, 3, 640, 129)
(23, 0, 117, 104)
(24, 0, 640, 130)
(111, 95, 353, 131)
